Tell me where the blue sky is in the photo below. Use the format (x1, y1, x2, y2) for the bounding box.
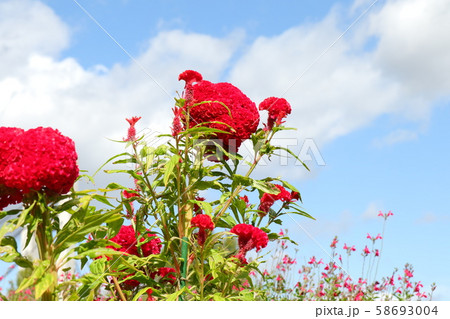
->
(1, 0, 450, 300)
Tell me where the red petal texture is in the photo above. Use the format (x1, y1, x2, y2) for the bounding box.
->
(0, 126, 79, 209)
(179, 70, 260, 153)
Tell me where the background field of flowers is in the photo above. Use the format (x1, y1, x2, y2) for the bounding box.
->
(1, 0, 449, 299)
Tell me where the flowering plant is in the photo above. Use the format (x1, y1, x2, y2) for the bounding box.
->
(254, 213, 436, 301)
(0, 70, 313, 300)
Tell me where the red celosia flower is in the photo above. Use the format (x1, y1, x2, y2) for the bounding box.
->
(178, 70, 203, 85)
(230, 224, 268, 264)
(258, 97, 292, 130)
(0, 127, 79, 203)
(258, 184, 298, 215)
(178, 70, 259, 155)
(123, 189, 140, 218)
(157, 267, 177, 284)
(191, 214, 214, 245)
(107, 225, 161, 289)
(146, 288, 155, 301)
(108, 225, 161, 257)
(171, 107, 183, 136)
(193, 196, 206, 214)
(124, 116, 141, 141)
(240, 195, 250, 207)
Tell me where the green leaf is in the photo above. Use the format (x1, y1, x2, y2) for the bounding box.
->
(94, 152, 132, 176)
(252, 180, 279, 194)
(189, 199, 212, 215)
(1, 236, 17, 251)
(163, 155, 180, 186)
(35, 272, 56, 300)
(273, 146, 310, 171)
(232, 174, 253, 187)
(14, 255, 33, 268)
(92, 194, 114, 207)
(54, 209, 122, 254)
(89, 257, 107, 275)
(17, 260, 49, 293)
(0, 245, 19, 263)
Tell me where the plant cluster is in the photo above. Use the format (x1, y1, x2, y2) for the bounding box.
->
(0, 70, 312, 301)
(255, 212, 436, 301)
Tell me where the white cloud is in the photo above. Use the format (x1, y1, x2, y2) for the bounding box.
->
(369, 0, 450, 100)
(2, 0, 450, 187)
(0, 0, 69, 78)
(0, 1, 243, 186)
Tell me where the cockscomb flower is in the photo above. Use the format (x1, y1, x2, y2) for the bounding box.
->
(106, 225, 161, 289)
(155, 267, 177, 284)
(259, 97, 292, 130)
(190, 214, 215, 245)
(171, 107, 183, 136)
(0, 127, 79, 204)
(178, 70, 259, 155)
(230, 224, 269, 264)
(178, 70, 203, 85)
(258, 184, 299, 216)
(108, 225, 161, 257)
(124, 116, 141, 142)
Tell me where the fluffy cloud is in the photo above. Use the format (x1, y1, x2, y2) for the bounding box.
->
(2, 0, 450, 185)
(369, 0, 450, 100)
(0, 1, 242, 186)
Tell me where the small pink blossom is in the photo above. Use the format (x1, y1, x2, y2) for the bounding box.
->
(404, 268, 414, 278)
(363, 245, 370, 255)
(308, 256, 316, 264)
(414, 281, 423, 293)
(330, 236, 338, 248)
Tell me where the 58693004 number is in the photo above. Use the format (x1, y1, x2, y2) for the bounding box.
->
(376, 305, 438, 316)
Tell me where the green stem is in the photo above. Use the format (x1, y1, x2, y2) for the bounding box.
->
(33, 202, 56, 301)
(179, 236, 189, 300)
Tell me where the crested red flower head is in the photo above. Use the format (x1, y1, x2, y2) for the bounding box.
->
(124, 116, 141, 141)
(108, 225, 161, 257)
(156, 267, 177, 284)
(107, 225, 161, 289)
(230, 224, 268, 264)
(178, 70, 259, 156)
(191, 214, 215, 245)
(258, 184, 299, 215)
(259, 97, 292, 130)
(178, 70, 203, 85)
(0, 127, 79, 207)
